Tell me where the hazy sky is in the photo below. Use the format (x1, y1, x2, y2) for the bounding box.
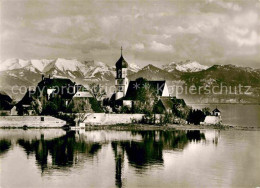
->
(1, 0, 260, 68)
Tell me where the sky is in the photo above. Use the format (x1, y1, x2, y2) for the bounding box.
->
(1, 0, 260, 68)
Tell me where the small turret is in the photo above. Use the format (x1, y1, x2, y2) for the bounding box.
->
(212, 107, 221, 116)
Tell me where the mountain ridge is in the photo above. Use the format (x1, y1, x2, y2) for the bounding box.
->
(1, 58, 259, 103)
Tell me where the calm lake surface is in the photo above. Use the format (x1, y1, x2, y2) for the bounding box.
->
(189, 104, 260, 127)
(0, 129, 260, 188)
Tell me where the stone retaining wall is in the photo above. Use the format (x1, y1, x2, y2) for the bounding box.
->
(204, 116, 222, 125)
(84, 113, 145, 125)
(0, 116, 66, 128)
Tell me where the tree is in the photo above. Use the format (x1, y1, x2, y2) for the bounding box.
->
(132, 78, 158, 114)
(30, 98, 42, 115)
(71, 98, 92, 125)
(40, 95, 65, 115)
(187, 109, 206, 125)
(71, 98, 92, 113)
(41, 101, 59, 115)
(202, 107, 211, 116)
(88, 83, 106, 101)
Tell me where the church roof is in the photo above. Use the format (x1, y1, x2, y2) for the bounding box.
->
(116, 47, 128, 69)
(123, 80, 166, 100)
(160, 97, 174, 110)
(116, 55, 128, 69)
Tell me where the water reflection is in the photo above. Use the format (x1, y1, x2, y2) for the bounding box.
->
(0, 139, 11, 155)
(0, 129, 206, 188)
(111, 130, 205, 188)
(17, 131, 102, 173)
(112, 142, 125, 188)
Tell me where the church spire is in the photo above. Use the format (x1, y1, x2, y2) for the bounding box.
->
(116, 47, 128, 69)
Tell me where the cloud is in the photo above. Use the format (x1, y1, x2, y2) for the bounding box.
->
(226, 30, 260, 46)
(227, 27, 249, 36)
(150, 41, 173, 52)
(100, 16, 119, 31)
(34, 16, 94, 39)
(233, 11, 258, 26)
(1, 0, 260, 68)
(207, 0, 242, 11)
(133, 43, 144, 50)
(162, 13, 223, 35)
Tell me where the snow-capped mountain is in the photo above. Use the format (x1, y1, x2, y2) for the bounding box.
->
(0, 58, 53, 73)
(128, 63, 141, 72)
(162, 60, 209, 72)
(0, 58, 141, 84)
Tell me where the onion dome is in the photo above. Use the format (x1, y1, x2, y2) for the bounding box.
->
(116, 47, 128, 69)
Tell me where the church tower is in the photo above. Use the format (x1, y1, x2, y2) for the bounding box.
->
(115, 47, 129, 100)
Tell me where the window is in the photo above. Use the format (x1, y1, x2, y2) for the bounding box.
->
(118, 86, 123, 92)
(117, 69, 122, 78)
(41, 117, 44, 121)
(118, 79, 123, 84)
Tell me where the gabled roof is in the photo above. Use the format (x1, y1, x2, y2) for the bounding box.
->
(75, 84, 88, 92)
(16, 90, 35, 106)
(110, 93, 116, 101)
(37, 77, 76, 99)
(38, 77, 74, 89)
(213, 108, 220, 113)
(0, 92, 12, 103)
(0, 93, 13, 110)
(160, 97, 174, 111)
(171, 96, 186, 106)
(124, 80, 166, 100)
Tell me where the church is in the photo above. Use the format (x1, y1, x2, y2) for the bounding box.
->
(109, 48, 174, 112)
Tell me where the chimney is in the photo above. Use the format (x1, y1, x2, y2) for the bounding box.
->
(42, 75, 44, 80)
(73, 85, 76, 94)
(73, 82, 76, 94)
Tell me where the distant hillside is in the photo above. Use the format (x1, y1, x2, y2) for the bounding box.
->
(178, 65, 260, 103)
(0, 58, 259, 103)
(129, 64, 181, 81)
(181, 64, 260, 87)
(129, 64, 260, 103)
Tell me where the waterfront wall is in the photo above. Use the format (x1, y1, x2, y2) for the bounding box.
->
(0, 116, 66, 128)
(84, 113, 146, 125)
(204, 116, 222, 125)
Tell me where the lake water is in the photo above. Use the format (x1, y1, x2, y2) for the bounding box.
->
(188, 104, 260, 127)
(0, 129, 260, 188)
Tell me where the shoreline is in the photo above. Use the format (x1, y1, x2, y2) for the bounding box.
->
(0, 123, 259, 131)
(84, 123, 260, 131)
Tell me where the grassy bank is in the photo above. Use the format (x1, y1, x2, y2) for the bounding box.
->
(85, 123, 260, 131)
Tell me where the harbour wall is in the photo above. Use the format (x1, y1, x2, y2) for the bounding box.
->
(0, 116, 66, 128)
(203, 116, 222, 125)
(84, 113, 149, 125)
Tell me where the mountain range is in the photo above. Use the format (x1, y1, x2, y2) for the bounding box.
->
(0, 58, 259, 103)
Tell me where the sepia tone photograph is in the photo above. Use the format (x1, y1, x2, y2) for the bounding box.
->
(0, 0, 260, 187)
